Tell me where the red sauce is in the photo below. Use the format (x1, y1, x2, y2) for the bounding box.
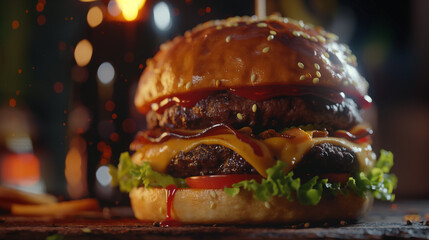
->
(159, 184, 182, 227)
(150, 85, 372, 114)
(132, 123, 263, 156)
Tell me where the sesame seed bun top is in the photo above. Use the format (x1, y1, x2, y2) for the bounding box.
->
(135, 15, 369, 114)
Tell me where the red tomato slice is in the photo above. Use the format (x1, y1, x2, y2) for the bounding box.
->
(319, 173, 351, 184)
(185, 174, 263, 189)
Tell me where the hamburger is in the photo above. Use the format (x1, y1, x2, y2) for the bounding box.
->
(110, 15, 396, 225)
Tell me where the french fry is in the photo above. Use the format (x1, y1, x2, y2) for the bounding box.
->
(0, 186, 57, 205)
(11, 198, 99, 217)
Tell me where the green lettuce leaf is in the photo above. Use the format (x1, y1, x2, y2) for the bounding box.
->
(109, 152, 187, 192)
(225, 150, 397, 205)
(110, 150, 397, 206)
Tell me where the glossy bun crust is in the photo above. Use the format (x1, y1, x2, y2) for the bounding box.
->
(130, 187, 373, 224)
(135, 15, 369, 113)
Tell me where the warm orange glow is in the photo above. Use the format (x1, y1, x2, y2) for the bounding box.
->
(1, 153, 40, 186)
(87, 6, 103, 28)
(65, 137, 88, 199)
(9, 98, 16, 107)
(74, 39, 93, 67)
(116, 0, 146, 21)
(65, 148, 82, 185)
(11, 20, 20, 29)
(18, 69, 22, 74)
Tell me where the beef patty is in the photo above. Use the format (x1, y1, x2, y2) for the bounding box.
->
(166, 143, 359, 178)
(147, 92, 362, 132)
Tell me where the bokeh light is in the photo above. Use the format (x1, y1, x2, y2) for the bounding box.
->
(53, 82, 64, 93)
(107, 0, 121, 17)
(87, 6, 103, 28)
(95, 166, 112, 186)
(105, 100, 115, 112)
(9, 98, 17, 108)
(116, 0, 146, 21)
(74, 39, 93, 67)
(65, 147, 84, 198)
(1, 153, 40, 187)
(153, 1, 172, 31)
(97, 62, 115, 84)
(11, 20, 20, 29)
(68, 105, 91, 134)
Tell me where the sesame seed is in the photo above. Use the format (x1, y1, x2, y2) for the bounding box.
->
(215, 80, 220, 87)
(317, 35, 326, 43)
(257, 22, 267, 27)
(298, 62, 304, 69)
(269, 30, 277, 35)
(314, 63, 320, 70)
(343, 81, 349, 86)
(310, 36, 318, 42)
(302, 33, 310, 39)
(186, 82, 191, 90)
(292, 31, 300, 37)
(323, 52, 330, 58)
(322, 58, 328, 64)
(209, 190, 217, 198)
(326, 32, 339, 40)
(151, 103, 159, 111)
(237, 113, 243, 120)
(262, 47, 270, 53)
(299, 75, 306, 81)
(264, 202, 271, 209)
(316, 71, 321, 78)
(313, 78, 319, 84)
(252, 104, 257, 112)
(251, 74, 256, 82)
(267, 35, 274, 41)
(225, 35, 231, 43)
(216, 25, 222, 30)
(210, 202, 215, 209)
(160, 98, 169, 107)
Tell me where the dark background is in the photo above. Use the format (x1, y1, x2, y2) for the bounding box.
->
(0, 0, 428, 202)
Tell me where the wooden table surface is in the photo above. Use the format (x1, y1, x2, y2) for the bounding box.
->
(0, 200, 428, 240)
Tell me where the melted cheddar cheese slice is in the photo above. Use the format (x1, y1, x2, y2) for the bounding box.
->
(131, 128, 376, 178)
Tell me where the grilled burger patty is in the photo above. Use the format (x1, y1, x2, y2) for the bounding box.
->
(166, 143, 359, 178)
(147, 92, 362, 133)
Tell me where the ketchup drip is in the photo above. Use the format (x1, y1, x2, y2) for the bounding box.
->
(132, 123, 263, 156)
(159, 184, 182, 227)
(150, 85, 372, 114)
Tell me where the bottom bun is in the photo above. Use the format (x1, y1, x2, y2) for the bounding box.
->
(129, 187, 373, 224)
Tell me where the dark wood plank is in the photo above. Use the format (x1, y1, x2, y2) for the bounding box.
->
(0, 200, 428, 240)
